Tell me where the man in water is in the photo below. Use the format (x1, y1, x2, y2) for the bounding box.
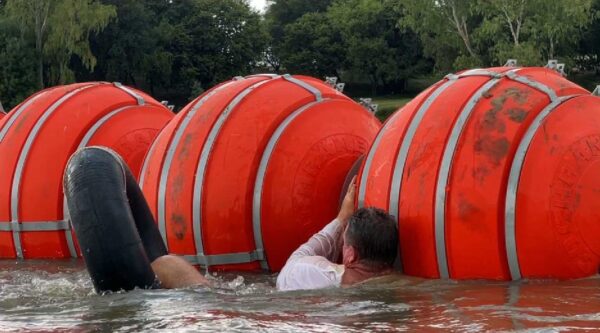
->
(66, 147, 396, 292)
(276, 178, 399, 291)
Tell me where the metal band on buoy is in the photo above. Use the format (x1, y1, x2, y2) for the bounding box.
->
(9, 84, 100, 258)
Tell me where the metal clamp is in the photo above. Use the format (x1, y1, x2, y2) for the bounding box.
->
(325, 76, 338, 86)
(504, 59, 518, 67)
(0, 100, 4, 113)
(593, 86, 600, 96)
(325, 76, 345, 92)
(160, 100, 175, 112)
(545, 60, 566, 76)
(359, 98, 379, 113)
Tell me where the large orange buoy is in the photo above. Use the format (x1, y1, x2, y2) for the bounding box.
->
(358, 66, 600, 280)
(0, 82, 173, 259)
(141, 74, 381, 272)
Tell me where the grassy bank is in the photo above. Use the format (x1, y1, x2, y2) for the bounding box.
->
(370, 96, 413, 121)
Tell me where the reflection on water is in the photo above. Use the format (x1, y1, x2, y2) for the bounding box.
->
(1, 260, 600, 332)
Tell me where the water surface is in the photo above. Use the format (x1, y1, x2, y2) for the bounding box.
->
(1, 261, 600, 332)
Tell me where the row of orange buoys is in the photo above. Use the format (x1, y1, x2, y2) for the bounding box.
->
(1, 69, 599, 280)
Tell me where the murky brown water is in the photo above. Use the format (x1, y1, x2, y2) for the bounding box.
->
(1, 260, 600, 332)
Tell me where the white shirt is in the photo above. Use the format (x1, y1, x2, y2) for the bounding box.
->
(276, 219, 345, 291)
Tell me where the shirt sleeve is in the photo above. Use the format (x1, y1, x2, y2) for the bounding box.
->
(276, 219, 345, 291)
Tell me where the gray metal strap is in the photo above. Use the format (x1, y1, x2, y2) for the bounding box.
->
(387, 79, 458, 233)
(434, 78, 502, 279)
(361, 68, 499, 207)
(361, 77, 458, 208)
(78, 106, 134, 149)
(113, 82, 145, 105)
(504, 95, 577, 280)
(246, 74, 278, 78)
(505, 70, 558, 101)
(192, 77, 279, 267)
(156, 81, 239, 246)
(0, 90, 49, 142)
(10, 84, 98, 259)
(253, 100, 324, 270)
(358, 102, 409, 208)
(458, 69, 503, 79)
(138, 128, 163, 190)
(593, 86, 600, 96)
(283, 74, 322, 101)
(183, 250, 265, 267)
(0, 220, 70, 232)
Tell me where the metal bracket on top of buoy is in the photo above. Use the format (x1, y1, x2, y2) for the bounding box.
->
(325, 76, 346, 93)
(545, 60, 566, 76)
(160, 100, 175, 112)
(359, 98, 379, 113)
(504, 59, 518, 67)
(0, 100, 4, 113)
(593, 86, 600, 96)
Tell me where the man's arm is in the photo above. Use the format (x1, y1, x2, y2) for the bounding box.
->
(286, 175, 356, 263)
(151, 255, 210, 289)
(276, 177, 357, 291)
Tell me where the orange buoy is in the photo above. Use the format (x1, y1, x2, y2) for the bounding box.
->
(0, 82, 173, 259)
(358, 66, 599, 280)
(140, 74, 381, 272)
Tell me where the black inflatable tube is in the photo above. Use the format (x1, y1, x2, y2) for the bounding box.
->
(63, 146, 167, 293)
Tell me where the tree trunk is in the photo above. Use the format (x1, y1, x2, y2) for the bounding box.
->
(37, 52, 44, 89)
(33, 1, 50, 89)
(549, 37, 555, 60)
(370, 73, 378, 96)
(450, 4, 477, 58)
(35, 16, 44, 89)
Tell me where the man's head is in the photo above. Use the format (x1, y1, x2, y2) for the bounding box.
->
(342, 207, 399, 268)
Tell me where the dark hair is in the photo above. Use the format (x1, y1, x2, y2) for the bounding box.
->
(345, 207, 398, 267)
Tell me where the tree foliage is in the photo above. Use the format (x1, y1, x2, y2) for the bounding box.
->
(400, 0, 597, 70)
(5, 0, 116, 87)
(1, 0, 599, 110)
(329, 0, 426, 94)
(0, 4, 37, 109)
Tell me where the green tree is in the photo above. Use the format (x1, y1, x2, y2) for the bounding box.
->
(475, 0, 542, 65)
(399, 0, 482, 70)
(329, 0, 426, 95)
(85, 0, 173, 95)
(265, 0, 333, 71)
(166, 0, 267, 100)
(5, 0, 116, 88)
(577, 0, 600, 72)
(278, 12, 345, 77)
(0, 3, 37, 110)
(529, 0, 594, 61)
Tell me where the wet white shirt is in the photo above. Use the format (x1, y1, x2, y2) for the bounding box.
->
(276, 219, 345, 291)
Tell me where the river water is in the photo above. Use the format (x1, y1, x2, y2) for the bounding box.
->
(1, 261, 600, 332)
